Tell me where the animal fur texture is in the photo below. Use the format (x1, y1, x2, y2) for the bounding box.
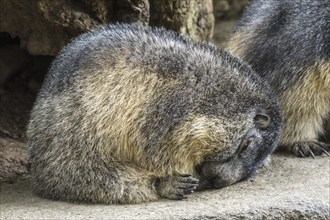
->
(226, 0, 330, 157)
(27, 24, 281, 204)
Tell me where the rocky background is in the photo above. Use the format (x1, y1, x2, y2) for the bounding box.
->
(0, 0, 215, 56)
(0, 0, 329, 183)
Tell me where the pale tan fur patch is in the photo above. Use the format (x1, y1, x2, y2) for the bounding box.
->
(280, 61, 330, 146)
(159, 114, 249, 176)
(79, 60, 166, 167)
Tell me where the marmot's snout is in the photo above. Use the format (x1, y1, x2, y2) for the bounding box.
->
(197, 113, 275, 190)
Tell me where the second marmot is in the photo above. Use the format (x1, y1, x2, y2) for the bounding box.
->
(227, 0, 330, 157)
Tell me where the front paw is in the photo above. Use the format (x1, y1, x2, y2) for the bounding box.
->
(155, 174, 199, 200)
(288, 141, 330, 158)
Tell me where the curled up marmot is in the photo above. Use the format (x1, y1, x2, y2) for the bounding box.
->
(227, 0, 330, 157)
(27, 24, 281, 204)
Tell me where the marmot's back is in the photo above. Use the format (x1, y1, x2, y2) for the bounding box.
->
(27, 24, 281, 204)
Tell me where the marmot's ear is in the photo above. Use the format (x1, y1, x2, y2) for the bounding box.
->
(254, 113, 270, 129)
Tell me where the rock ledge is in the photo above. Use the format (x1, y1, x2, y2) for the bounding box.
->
(0, 153, 329, 219)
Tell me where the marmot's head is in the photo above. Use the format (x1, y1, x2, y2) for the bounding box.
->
(184, 50, 282, 189)
(184, 95, 282, 190)
(191, 72, 281, 189)
(195, 113, 281, 190)
(140, 44, 281, 182)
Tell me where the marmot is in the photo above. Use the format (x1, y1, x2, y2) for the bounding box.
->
(227, 0, 330, 157)
(27, 24, 281, 204)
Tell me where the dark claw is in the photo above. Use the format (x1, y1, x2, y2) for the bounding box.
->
(182, 189, 195, 195)
(299, 150, 306, 158)
(179, 186, 196, 194)
(175, 194, 188, 200)
(179, 176, 199, 184)
(320, 147, 330, 156)
(178, 186, 197, 190)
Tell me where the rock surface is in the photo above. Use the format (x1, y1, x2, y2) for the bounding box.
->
(150, 0, 214, 42)
(1, 153, 329, 219)
(0, 0, 150, 55)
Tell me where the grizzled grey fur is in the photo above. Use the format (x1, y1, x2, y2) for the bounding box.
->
(27, 24, 281, 204)
(227, 0, 330, 157)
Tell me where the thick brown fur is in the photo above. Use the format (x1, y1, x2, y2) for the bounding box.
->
(226, 0, 330, 157)
(27, 24, 281, 204)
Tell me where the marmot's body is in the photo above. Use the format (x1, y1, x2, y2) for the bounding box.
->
(227, 0, 330, 157)
(27, 24, 281, 204)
